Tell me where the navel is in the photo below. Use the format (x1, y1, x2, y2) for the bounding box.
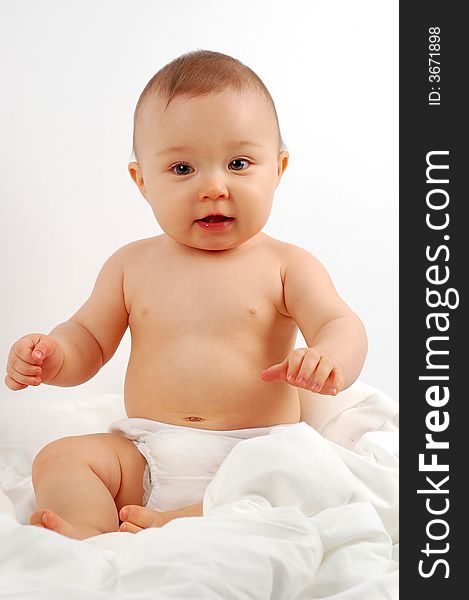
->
(248, 306, 258, 316)
(184, 416, 205, 422)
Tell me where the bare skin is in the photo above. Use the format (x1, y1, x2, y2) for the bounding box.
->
(30, 501, 203, 536)
(5, 89, 367, 539)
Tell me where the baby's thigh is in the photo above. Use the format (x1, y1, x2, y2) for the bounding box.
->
(100, 432, 147, 511)
(34, 432, 147, 510)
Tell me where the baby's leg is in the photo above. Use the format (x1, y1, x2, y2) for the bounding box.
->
(30, 432, 146, 540)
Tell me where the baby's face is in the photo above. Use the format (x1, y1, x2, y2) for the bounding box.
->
(129, 89, 288, 251)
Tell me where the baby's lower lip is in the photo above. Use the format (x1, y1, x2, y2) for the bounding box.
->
(195, 218, 234, 231)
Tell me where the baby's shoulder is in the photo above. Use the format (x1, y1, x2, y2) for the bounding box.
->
(110, 235, 165, 267)
(263, 235, 321, 271)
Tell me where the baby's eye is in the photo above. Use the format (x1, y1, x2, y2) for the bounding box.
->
(171, 163, 193, 176)
(228, 159, 250, 171)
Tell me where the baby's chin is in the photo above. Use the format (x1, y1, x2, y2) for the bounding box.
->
(164, 231, 261, 253)
(179, 238, 244, 253)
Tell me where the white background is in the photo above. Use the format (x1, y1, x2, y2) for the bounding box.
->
(0, 0, 398, 403)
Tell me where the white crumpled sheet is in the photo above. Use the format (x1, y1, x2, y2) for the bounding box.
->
(0, 382, 398, 599)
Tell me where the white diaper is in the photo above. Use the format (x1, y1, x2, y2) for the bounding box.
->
(109, 418, 290, 512)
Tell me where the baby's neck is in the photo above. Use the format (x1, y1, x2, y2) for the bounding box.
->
(164, 232, 267, 256)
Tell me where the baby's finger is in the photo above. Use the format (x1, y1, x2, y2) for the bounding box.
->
(322, 369, 345, 396)
(295, 350, 321, 386)
(32, 340, 54, 361)
(306, 356, 333, 392)
(261, 359, 288, 382)
(286, 349, 307, 383)
(14, 339, 42, 365)
(6, 365, 41, 387)
(4, 374, 28, 391)
(11, 357, 42, 378)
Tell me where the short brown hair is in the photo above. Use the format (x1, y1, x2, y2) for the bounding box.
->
(131, 49, 285, 161)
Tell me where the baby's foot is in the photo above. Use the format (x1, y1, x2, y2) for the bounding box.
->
(29, 509, 101, 540)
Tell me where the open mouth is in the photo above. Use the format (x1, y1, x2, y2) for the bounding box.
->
(195, 213, 235, 231)
(196, 214, 234, 223)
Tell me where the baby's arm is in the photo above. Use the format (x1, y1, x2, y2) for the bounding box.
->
(262, 246, 367, 395)
(5, 247, 129, 390)
(47, 247, 129, 386)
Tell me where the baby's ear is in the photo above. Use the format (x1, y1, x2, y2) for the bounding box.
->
(276, 151, 289, 180)
(128, 162, 147, 198)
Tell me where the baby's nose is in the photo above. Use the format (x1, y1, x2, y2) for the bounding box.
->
(198, 178, 229, 201)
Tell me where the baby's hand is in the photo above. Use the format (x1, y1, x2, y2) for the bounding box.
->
(261, 347, 344, 396)
(5, 334, 64, 391)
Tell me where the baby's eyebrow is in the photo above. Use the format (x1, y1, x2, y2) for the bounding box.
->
(156, 145, 195, 156)
(156, 146, 194, 156)
(226, 141, 263, 149)
(156, 141, 263, 157)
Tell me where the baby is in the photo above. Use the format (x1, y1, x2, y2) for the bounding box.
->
(5, 50, 367, 540)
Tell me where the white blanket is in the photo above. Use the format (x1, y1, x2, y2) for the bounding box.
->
(0, 383, 398, 599)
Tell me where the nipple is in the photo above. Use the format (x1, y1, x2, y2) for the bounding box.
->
(249, 307, 258, 316)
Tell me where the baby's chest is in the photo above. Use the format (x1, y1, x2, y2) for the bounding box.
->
(128, 261, 286, 336)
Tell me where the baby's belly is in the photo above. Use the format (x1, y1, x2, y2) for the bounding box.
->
(124, 340, 300, 430)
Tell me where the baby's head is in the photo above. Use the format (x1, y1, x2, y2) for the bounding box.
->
(129, 50, 289, 252)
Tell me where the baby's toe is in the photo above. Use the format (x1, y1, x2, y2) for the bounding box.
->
(30, 509, 74, 536)
(29, 510, 47, 526)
